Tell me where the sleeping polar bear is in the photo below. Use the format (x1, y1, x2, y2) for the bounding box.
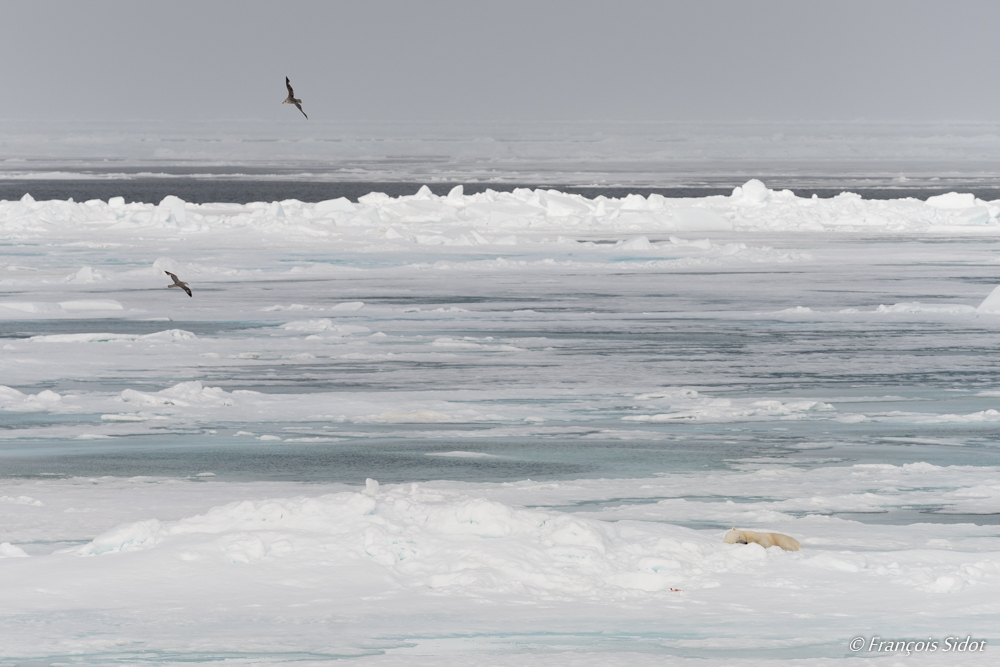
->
(724, 528, 800, 552)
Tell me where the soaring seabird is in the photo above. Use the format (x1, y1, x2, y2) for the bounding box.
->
(283, 77, 308, 119)
(165, 271, 192, 297)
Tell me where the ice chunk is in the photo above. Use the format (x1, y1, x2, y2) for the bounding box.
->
(0, 543, 29, 558)
(66, 266, 101, 284)
(281, 319, 370, 334)
(101, 413, 150, 422)
(313, 197, 356, 213)
(615, 236, 653, 250)
(31, 329, 194, 343)
(0, 302, 47, 313)
(926, 192, 976, 209)
(0, 386, 63, 412)
(425, 451, 500, 459)
(876, 302, 976, 314)
(120, 381, 235, 408)
(32, 332, 132, 343)
(673, 207, 732, 231)
(152, 257, 180, 274)
(357, 192, 390, 205)
(733, 179, 771, 203)
(539, 191, 590, 217)
(79, 519, 164, 556)
(0, 494, 44, 506)
(59, 299, 123, 311)
(977, 285, 1000, 313)
(330, 301, 364, 312)
(158, 195, 187, 223)
(619, 194, 648, 210)
(955, 206, 991, 225)
(267, 201, 286, 218)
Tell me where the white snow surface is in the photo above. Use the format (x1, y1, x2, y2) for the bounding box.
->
(2, 182, 1000, 665)
(1, 472, 998, 665)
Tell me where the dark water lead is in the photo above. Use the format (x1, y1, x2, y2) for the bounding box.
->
(6, 179, 1000, 205)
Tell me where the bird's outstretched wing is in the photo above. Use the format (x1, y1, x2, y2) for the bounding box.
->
(295, 102, 308, 119)
(286, 77, 295, 97)
(165, 270, 192, 296)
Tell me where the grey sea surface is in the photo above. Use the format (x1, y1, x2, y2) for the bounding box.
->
(7, 118, 1000, 190)
(4, 295, 1000, 485)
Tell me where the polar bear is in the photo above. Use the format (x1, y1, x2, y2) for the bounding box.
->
(724, 528, 800, 552)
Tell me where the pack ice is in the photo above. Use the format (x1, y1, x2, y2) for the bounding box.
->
(2, 181, 1000, 666)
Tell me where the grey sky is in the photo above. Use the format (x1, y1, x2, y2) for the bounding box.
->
(2, 0, 999, 123)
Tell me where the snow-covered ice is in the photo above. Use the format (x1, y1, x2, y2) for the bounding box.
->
(2, 180, 1000, 665)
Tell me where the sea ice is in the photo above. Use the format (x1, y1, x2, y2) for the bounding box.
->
(2, 182, 1000, 664)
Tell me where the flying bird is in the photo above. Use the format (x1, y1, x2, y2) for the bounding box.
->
(283, 77, 308, 119)
(165, 271, 192, 297)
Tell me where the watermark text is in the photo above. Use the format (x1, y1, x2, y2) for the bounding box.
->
(850, 636, 986, 655)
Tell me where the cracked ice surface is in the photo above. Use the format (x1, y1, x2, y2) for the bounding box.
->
(1, 181, 1000, 665)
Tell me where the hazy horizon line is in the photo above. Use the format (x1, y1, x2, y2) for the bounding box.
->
(6, 118, 1000, 127)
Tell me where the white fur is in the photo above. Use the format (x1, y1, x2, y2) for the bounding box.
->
(724, 528, 801, 552)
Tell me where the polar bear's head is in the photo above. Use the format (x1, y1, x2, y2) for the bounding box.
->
(723, 528, 747, 544)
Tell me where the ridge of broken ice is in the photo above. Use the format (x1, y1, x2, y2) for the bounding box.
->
(68, 482, 1000, 602)
(3, 180, 1000, 240)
